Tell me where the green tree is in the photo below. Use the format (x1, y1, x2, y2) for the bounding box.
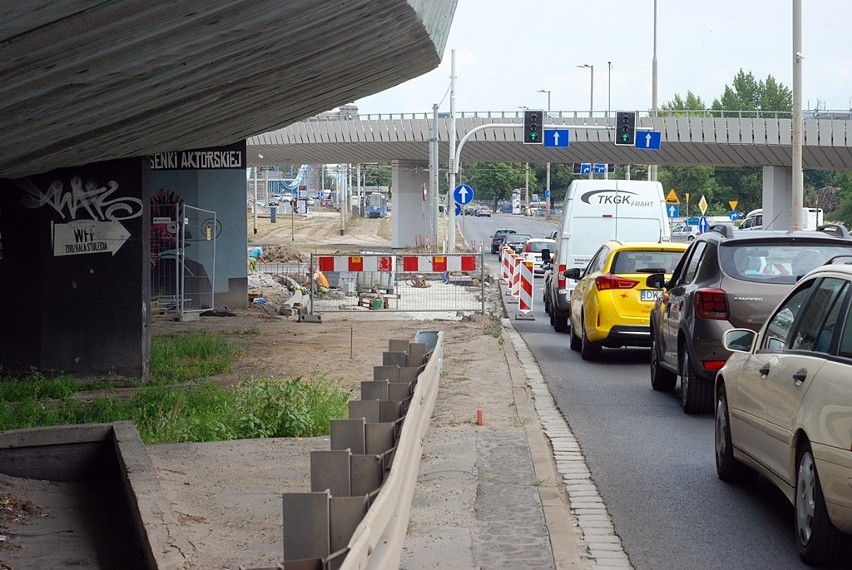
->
(827, 172, 852, 227)
(660, 90, 706, 115)
(463, 162, 529, 206)
(711, 70, 792, 116)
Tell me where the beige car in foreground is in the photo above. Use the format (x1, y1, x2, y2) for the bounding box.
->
(715, 262, 852, 565)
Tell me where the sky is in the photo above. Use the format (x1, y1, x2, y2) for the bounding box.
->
(353, 0, 852, 116)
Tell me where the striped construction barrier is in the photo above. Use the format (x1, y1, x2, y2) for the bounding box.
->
(519, 260, 534, 313)
(315, 255, 478, 274)
(510, 255, 522, 298)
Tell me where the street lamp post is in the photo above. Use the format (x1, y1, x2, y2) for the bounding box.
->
(606, 61, 612, 180)
(578, 64, 594, 179)
(650, 0, 658, 182)
(538, 89, 551, 215)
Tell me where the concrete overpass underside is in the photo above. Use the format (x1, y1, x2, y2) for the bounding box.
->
(0, 0, 456, 180)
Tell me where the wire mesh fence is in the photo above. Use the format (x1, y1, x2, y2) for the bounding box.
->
(258, 253, 487, 313)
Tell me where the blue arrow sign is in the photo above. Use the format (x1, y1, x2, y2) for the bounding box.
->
(593, 163, 607, 174)
(544, 189, 550, 198)
(667, 204, 679, 218)
(636, 131, 662, 150)
(453, 183, 474, 205)
(544, 129, 570, 147)
(729, 210, 739, 221)
(580, 163, 592, 174)
(698, 215, 710, 233)
(454, 202, 462, 216)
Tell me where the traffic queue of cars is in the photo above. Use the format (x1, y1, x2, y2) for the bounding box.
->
(536, 214, 852, 563)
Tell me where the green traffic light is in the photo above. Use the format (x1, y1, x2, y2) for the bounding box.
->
(530, 133, 538, 141)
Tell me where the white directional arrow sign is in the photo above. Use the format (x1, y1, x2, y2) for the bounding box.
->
(52, 220, 131, 257)
(453, 184, 474, 205)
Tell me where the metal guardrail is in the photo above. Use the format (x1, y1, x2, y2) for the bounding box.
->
(306, 109, 852, 122)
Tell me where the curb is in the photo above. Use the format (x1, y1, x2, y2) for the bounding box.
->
(502, 321, 634, 569)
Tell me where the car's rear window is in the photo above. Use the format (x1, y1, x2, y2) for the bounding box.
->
(526, 240, 555, 253)
(719, 242, 852, 284)
(612, 250, 683, 274)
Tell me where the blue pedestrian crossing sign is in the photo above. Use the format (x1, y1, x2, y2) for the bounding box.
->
(636, 131, 662, 150)
(544, 129, 570, 147)
(698, 215, 710, 233)
(453, 184, 474, 205)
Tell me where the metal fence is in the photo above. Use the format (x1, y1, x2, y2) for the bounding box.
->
(150, 203, 217, 319)
(260, 253, 488, 314)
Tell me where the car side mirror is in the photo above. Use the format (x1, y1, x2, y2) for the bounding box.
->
(564, 267, 582, 280)
(722, 329, 756, 353)
(644, 273, 666, 289)
(541, 249, 551, 263)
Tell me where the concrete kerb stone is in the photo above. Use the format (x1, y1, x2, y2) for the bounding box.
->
(501, 321, 635, 570)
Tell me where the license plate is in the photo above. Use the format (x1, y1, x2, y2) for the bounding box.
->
(641, 289, 661, 302)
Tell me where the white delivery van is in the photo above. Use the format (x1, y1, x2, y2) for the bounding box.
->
(543, 180, 671, 332)
(739, 207, 823, 230)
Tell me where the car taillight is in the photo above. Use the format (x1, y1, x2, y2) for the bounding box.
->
(557, 264, 567, 288)
(524, 243, 532, 252)
(702, 360, 727, 372)
(595, 274, 639, 291)
(695, 288, 729, 320)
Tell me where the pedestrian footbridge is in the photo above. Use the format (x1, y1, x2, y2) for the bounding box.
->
(249, 111, 852, 171)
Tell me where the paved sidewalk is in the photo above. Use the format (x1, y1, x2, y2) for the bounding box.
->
(401, 312, 633, 569)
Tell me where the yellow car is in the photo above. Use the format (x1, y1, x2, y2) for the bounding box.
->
(566, 240, 688, 360)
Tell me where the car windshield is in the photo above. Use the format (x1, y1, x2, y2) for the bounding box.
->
(506, 234, 531, 244)
(611, 250, 683, 274)
(719, 242, 852, 284)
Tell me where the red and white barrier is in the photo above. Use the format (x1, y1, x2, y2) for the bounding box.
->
(315, 254, 478, 273)
(518, 261, 534, 313)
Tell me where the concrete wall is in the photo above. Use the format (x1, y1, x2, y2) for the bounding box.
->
(391, 161, 430, 248)
(0, 159, 150, 377)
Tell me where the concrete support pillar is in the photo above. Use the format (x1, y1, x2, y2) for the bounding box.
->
(391, 161, 429, 248)
(762, 166, 793, 230)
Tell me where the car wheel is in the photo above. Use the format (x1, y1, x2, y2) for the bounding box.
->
(795, 442, 852, 564)
(715, 384, 753, 481)
(569, 314, 581, 352)
(650, 333, 676, 391)
(680, 349, 713, 414)
(553, 309, 569, 333)
(580, 312, 602, 360)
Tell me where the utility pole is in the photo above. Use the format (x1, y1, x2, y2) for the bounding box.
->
(447, 50, 457, 253)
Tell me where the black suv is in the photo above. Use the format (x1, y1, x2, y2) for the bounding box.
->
(646, 223, 852, 414)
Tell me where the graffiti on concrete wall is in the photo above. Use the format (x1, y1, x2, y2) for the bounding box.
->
(17, 175, 142, 257)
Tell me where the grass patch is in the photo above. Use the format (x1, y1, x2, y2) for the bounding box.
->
(0, 333, 351, 443)
(149, 332, 242, 384)
(0, 376, 351, 443)
(483, 314, 503, 340)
